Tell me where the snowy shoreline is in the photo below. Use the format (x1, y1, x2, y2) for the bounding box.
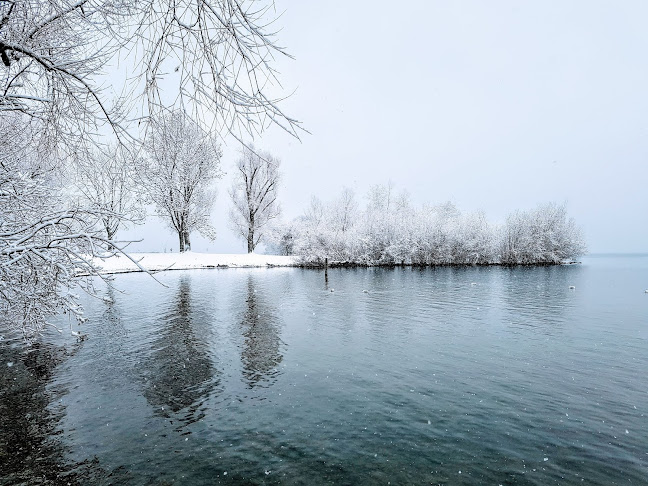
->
(90, 252, 299, 275)
(89, 252, 581, 275)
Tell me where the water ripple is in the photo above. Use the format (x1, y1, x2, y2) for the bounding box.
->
(1, 258, 646, 484)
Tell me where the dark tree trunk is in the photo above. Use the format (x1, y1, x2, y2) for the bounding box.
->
(104, 221, 116, 249)
(106, 227, 116, 251)
(247, 230, 254, 253)
(247, 213, 255, 253)
(184, 232, 191, 252)
(179, 231, 185, 252)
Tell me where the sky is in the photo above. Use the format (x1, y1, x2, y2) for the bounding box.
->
(123, 0, 648, 254)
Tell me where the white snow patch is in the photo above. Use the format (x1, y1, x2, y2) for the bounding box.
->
(90, 252, 298, 274)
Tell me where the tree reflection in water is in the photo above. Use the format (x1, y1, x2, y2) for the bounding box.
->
(0, 339, 111, 485)
(239, 274, 283, 388)
(141, 275, 217, 427)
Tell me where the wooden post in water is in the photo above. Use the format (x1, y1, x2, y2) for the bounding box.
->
(324, 257, 329, 286)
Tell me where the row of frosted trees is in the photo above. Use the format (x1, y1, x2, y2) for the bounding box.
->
(65, 113, 281, 254)
(269, 185, 586, 266)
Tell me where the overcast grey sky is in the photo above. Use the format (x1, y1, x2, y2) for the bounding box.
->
(124, 0, 648, 254)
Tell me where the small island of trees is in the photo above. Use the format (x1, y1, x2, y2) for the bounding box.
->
(268, 185, 586, 267)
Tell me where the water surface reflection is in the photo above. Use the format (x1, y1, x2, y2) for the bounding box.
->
(141, 276, 218, 427)
(0, 339, 116, 484)
(1, 259, 646, 485)
(238, 274, 283, 389)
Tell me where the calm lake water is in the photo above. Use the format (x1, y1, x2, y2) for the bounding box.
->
(1, 255, 647, 485)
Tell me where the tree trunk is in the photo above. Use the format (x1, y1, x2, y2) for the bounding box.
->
(178, 231, 185, 252)
(247, 229, 254, 253)
(104, 221, 116, 250)
(106, 227, 116, 251)
(184, 231, 191, 252)
(247, 213, 255, 253)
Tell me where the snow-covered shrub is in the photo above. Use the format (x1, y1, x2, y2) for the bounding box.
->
(499, 203, 586, 265)
(292, 184, 585, 266)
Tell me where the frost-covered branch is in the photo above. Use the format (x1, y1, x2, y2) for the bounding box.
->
(67, 144, 145, 242)
(0, 0, 302, 147)
(0, 114, 156, 339)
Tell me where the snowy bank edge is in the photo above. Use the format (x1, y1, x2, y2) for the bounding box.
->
(86, 252, 300, 275)
(83, 253, 583, 276)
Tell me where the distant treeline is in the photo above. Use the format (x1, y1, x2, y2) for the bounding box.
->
(268, 185, 586, 266)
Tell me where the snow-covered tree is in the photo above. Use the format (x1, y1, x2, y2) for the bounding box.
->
(229, 146, 281, 253)
(360, 185, 412, 264)
(69, 145, 145, 242)
(303, 196, 325, 227)
(0, 0, 301, 145)
(0, 115, 145, 338)
(499, 202, 586, 265)
(330, 187, 358, 234)
(265, 220, 299, 256)
(366, 183, 389, 212)
(142, 112, 223, 252)
(451, 211, 496, 264)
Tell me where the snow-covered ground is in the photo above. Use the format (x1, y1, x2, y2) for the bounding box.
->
(91, 252, 298, 274)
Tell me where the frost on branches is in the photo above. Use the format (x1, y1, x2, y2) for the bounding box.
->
(273, 184, 586, 266)
(142, 112, 223, 252)
(68, 145, 145, 242)
(499, 203, 587, 265)
(0, 117, 139, 338)
(0, 0, 302, 142)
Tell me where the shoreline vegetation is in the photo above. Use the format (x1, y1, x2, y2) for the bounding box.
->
(304, 260, 583, 268)
(268, 199, 587, 267)
(93, 200, 586, 275)
(91, 251, 582, 276)
(93, 200, 587, 275)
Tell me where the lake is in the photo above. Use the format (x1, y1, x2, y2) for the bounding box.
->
(1, 255, 646, 485)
